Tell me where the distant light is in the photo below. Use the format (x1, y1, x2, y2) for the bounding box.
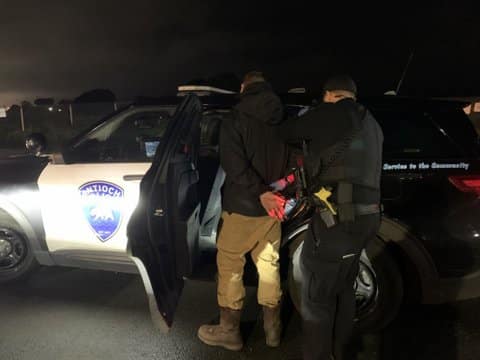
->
(474, 232, 480, 238)
(48, 107, 53, 111)
(58, 109, 62, 112)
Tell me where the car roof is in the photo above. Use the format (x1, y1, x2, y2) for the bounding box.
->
(361, 95, 469, 110)
(130, 92, 468, 111)
(133, 94, 237, 110)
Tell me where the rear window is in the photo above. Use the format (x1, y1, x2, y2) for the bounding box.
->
(429, 106, 479, 157)
(370, 104, 478, 159)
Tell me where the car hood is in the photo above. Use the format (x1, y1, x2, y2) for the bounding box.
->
(0, 155, 49, 186)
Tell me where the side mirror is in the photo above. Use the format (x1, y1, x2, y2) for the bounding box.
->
(25, 133, 47, 156)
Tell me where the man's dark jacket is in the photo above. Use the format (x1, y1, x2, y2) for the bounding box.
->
(220, 81, 289, 217)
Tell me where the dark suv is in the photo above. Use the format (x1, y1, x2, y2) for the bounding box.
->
(0, 90, 478, 333)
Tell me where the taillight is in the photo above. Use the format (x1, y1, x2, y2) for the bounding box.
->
(449, 175, 480, 195)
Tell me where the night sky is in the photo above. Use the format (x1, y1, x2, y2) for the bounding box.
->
(1, 1, 479, 105)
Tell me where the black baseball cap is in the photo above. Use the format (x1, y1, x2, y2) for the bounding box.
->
(323, 75, 357, 95)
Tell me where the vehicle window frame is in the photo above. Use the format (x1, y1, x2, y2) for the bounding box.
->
(63, 106, 176, 164)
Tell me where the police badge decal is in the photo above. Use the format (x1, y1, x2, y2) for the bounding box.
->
(79, 181, 124, 242)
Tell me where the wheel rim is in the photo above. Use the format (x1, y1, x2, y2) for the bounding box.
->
(0, 228, 27, 271)
(355, 254, 378, 317)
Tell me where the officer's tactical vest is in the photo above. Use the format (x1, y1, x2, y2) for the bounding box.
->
(306, 104, 384, 193)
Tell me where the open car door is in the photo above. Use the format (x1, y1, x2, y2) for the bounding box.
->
(127, 94, 203, 332)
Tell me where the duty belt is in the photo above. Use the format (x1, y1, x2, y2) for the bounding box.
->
(315, 203, 381, 216)
(316, 203, 381, 228)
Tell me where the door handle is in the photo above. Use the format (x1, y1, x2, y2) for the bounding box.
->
(123, 174, 144, 181)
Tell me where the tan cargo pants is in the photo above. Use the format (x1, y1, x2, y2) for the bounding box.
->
(216, 211, 282, 310)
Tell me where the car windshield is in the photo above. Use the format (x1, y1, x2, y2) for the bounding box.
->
(64, 106, 176, 163)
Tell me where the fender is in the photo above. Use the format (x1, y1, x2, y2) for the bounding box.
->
(377, 216, 439, 303)
(0, 194, 54, 266)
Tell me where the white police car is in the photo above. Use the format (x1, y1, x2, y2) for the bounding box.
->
(0, 91, 243, 332)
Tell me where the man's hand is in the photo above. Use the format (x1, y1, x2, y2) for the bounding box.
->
(260, 191, 286, 221)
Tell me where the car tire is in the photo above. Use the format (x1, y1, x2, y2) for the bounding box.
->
(287, 231, 403, 332)
(0, 224, 39, 284)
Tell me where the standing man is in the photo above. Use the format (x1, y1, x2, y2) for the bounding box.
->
(279, 75, 383, 360)
(198, 71, 289, 351)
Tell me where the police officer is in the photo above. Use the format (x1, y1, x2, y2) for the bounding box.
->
(279, 75, 383, 360)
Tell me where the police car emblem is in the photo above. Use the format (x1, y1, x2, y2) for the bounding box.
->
(79, 181, 124, 242)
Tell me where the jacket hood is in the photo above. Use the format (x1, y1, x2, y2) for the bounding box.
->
(237, 81, 283, 125)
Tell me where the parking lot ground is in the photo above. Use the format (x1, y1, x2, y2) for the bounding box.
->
(1, 267, 479, 360)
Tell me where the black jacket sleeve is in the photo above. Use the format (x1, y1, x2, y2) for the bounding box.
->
(277, 103, 352, 151)
(219, 114, 270, 198)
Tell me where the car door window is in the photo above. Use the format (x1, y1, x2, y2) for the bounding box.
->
(66, 110, 173, 163)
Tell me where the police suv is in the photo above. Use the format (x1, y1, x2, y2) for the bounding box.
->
(0, 87, 479, 332)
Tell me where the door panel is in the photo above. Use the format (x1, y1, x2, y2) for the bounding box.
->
(37, 106, 176, 257)
(127, 95, 203, 331)
(38, 163, 150, 254)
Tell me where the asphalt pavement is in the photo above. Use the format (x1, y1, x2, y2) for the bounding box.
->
(1, 266, 479, 360)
